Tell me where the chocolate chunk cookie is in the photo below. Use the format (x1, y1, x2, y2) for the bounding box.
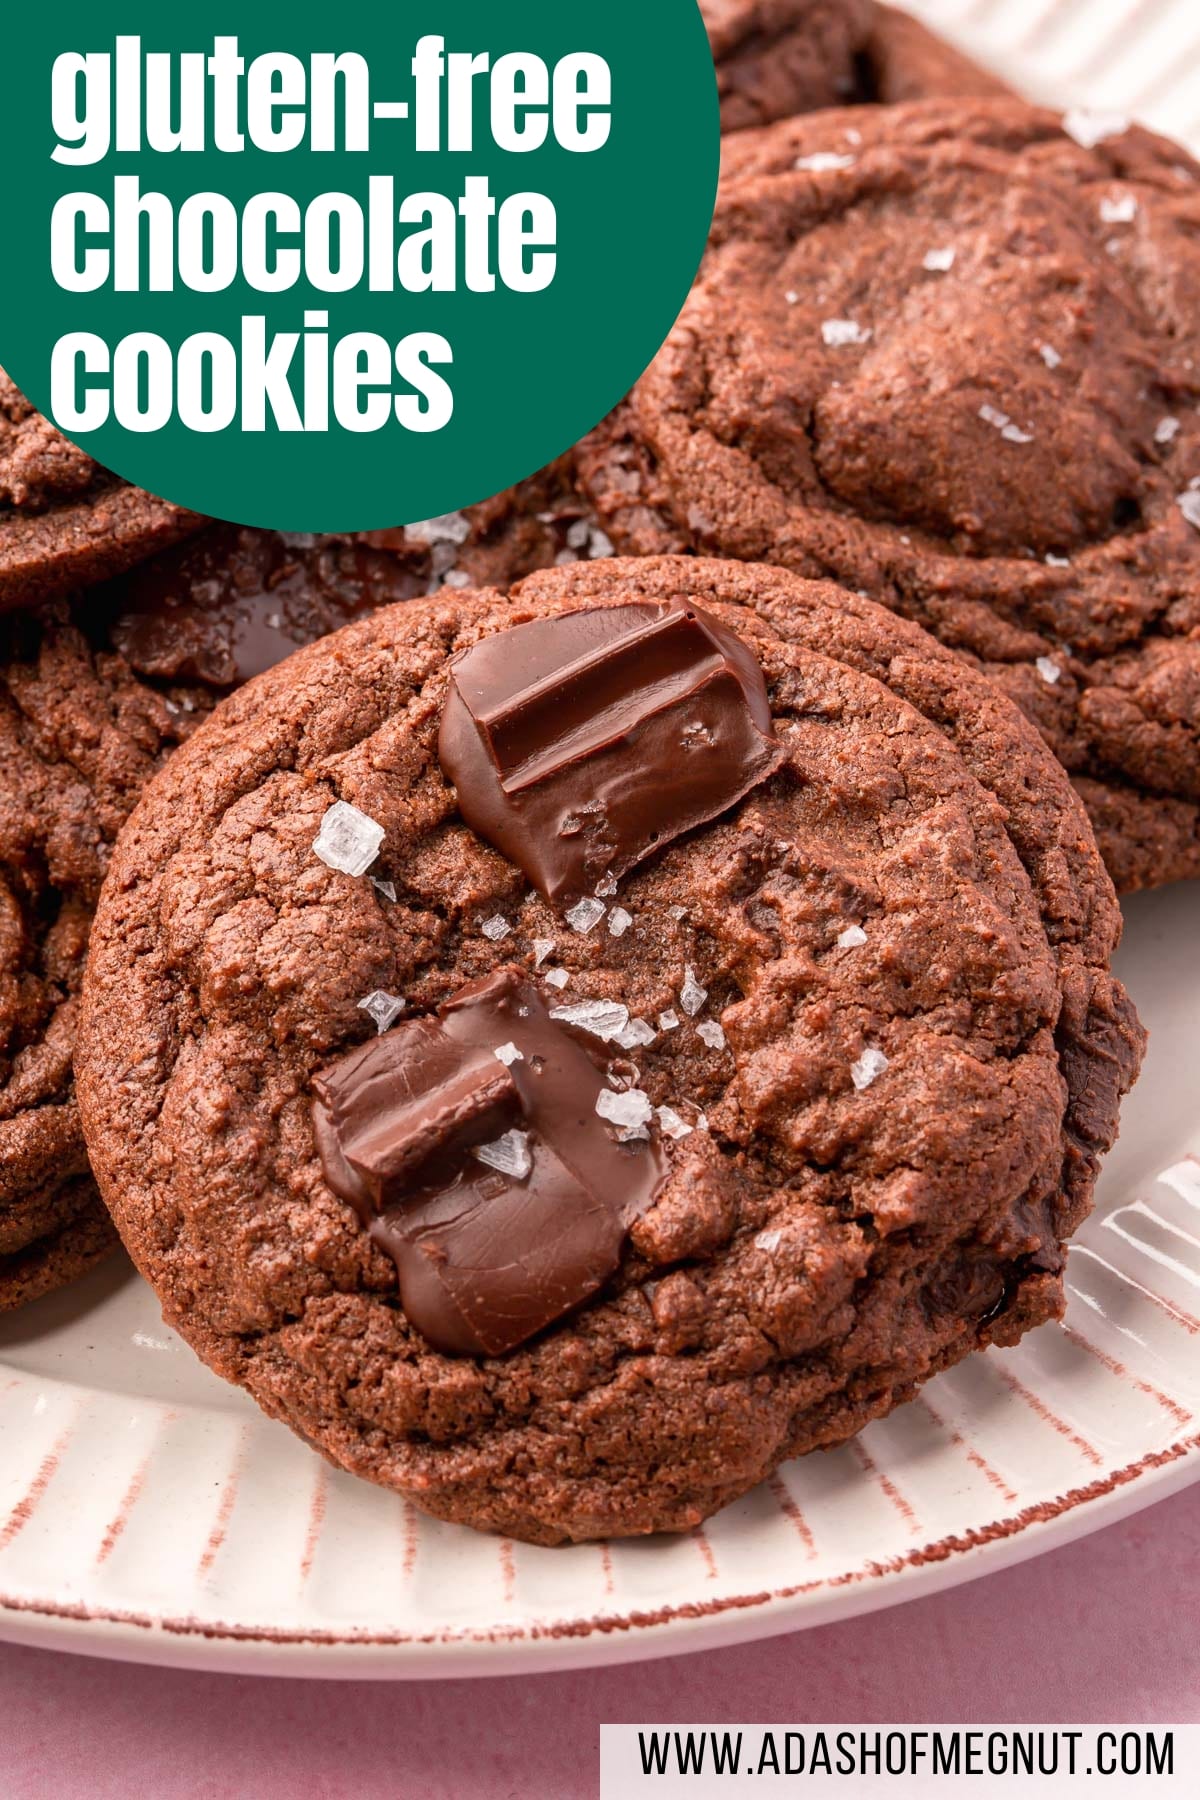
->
(0, 370, 201, 609)
(578, 100, 1200, 893)
(704, 2, 1007, 133)
(76, 557, 1143, 1544)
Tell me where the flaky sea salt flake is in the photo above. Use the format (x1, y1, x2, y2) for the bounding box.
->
(838, 924, 868, 948)
(313, 801, 385, 877)
(596, 1088, 654, 1133)
(697, 1020, 727, 1051)
(474, 1130, 532, 1181)
(1178, 491, 1200, 531)
(1036, 656, 1062, 685)
(543, 967, 570, 989)
(480, 914, 511, 942)
(594, 872, 619, 897)
(1100, 193, 1138, 224)
(1038, 344, 1062, 370)
(358, 990, 405, 1034)
(608, 907, 634, 938)
(821, 319, 871, 348)
(370, 878, 397, 902)
(493, 1042, 523, 1066)
(1156, 416, 1181, 445)
(658, 1009, 681, 1032)
(549, 998, 629, 1041)
(566, 897, 606, 933)
(851, 1046, 889, 1092)
(404, 512, 471, 547)
(532, 938, 556, 968)
(1064, 109, 1129, 149)
(656, 1106, 693, 1140)
(923, 247, 956, 272)
(615, 1018, 656, 1051)
(794, 151, 855, 172)
(679, 967, 708, 1016)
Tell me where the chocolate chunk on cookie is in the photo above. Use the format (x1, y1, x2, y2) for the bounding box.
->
(0, 370, 201, 608)
(703, 2, 1007, 133)
(579, 100, 1200, 892)
(76, 557, 1143, 1544)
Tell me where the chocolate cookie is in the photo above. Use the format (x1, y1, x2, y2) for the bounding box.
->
(0, 370, 201, 609)
(0, 471, 604, 1309)
(0, 1187, 119, 1314)
(578, 100, 1200, 893)
(76, 557, 1143, 1544)
(704, 1, 1006, 133)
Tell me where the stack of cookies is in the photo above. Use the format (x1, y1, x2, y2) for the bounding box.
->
(8, 3, 1192, 1545)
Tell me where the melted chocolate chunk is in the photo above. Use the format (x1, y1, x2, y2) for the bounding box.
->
(311, 968, 665, 1356)
(102, 524, 427, 687)
(438, 602, 784, 902)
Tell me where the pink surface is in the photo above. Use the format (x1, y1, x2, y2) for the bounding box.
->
(2, 1483, 1198, 1798)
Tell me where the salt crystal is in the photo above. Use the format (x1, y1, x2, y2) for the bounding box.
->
(615, 1018, 656, 1050)
(785, 289, 799, 306)
(566, 897, 606, 933)
(1036, 656, 1062, 685)
(1038, 344, 1062, 370)
(594, 872, 619, 897)
(923, 247, 956, 272)
(1064, 109, 1129, 149)
(679, 967, 708, 1016)
(821, 319, 872, 347)
(480, 915, 511, 942)
(313, 801, 385, 877)
(1155, 416, 1181, 445)
(596, 1088, 654, 1134)
(658, 1009, 681, 1032)
(566, 520, 590, 549)
(755, 1228, 783, 1253)
(442, 570, 471, 590)
(588, 527, 614, 558)
(667, 905, 688, 920)
(404, 512, 471, 546)
(697, 1020, 727, 1051)
(493, 1042, 523, 1066)
(1100, 193, 1138, 224)
(543, 967, 570, 989)
(554, 549, 580, 566)
(608, 907, 634, 938)
(549, 998, 630, 1041)
(979, 403, 1033, 444)
(371, 878, 398, 903)
(1178, 491, 1200, 531)
(851, 1046, 889, 1091)
(656, 1106, 693, 1140)
(532, 938, 556, 967)
(1045, 553, 1071, 567)
(358, 990, 405, 1033)
(474, 1129, 532, 1181)
(838, 924, 868, 948)
(794, 151, 855, 172)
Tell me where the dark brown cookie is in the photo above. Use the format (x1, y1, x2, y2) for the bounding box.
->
(0, 1184, 119, 1314)
(0, 370, 202, 609)
(76, 557, 1143, 1545)
(0, 471, 600, 1308)
(704, 1, 1007, 132)
(578, 100, 1200, 893)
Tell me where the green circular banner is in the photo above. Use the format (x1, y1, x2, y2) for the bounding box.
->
(0, 2, 718, 530)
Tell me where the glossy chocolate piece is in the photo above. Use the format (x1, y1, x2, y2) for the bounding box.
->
(438, 602, 784, 902)
(311, 968, 665, 1356)
(103, 524, 426, 687)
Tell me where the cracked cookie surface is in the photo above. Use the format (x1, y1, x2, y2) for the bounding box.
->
(77, 557, 1143, 1543)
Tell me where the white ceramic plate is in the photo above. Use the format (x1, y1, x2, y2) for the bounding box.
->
(2, 2, 1199, 1679)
